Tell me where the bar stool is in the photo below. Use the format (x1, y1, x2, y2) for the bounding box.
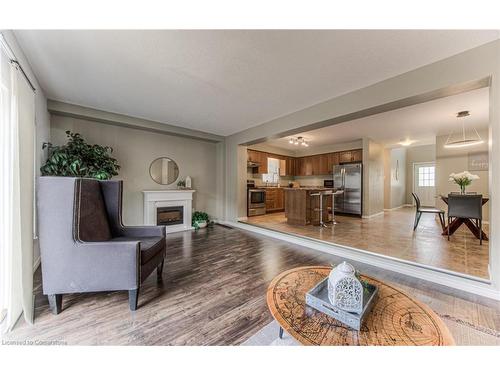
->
(321, 190, 336, 225)
(330, 190, 344, 225)
(310, 192, 327, 227)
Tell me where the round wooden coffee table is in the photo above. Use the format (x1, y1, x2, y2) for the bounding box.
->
(267, 266, 455, 346)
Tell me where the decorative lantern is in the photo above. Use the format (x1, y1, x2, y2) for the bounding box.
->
(327, 261, 363, 313)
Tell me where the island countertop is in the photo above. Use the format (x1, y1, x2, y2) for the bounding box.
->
(283, 187, 335, 191)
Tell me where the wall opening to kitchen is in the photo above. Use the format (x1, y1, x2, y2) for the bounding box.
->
(239, 84, 491, 281)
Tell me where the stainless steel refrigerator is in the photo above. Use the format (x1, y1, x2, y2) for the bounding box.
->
(333, 163, 362, 216)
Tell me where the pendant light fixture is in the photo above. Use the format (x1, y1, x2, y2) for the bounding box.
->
(444, 110, 484, 149)
(288, 136, 309, 147)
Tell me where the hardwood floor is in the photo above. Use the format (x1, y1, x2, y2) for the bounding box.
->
(5, 224, 499, 345)
(243, 207, 490, 279)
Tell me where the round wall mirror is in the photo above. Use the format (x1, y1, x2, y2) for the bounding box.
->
(149, 157, 179, 185)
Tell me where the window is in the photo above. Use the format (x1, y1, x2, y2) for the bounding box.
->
(418, 166, 435, 187)
(262, 157, 279, 183)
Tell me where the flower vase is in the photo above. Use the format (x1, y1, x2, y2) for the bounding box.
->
(460, 185, 466, 195)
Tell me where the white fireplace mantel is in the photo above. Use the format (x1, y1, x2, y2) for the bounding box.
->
(142, 190, 195, 233)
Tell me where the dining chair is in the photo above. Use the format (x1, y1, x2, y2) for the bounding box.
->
(412, 192, 445, 231)
(447, 194, 483, 244)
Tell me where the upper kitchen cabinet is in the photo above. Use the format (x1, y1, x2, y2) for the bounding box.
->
(258, 152, 268, 174)
(247, 149, 259, 162)
(279, 158, 287, 176)
(247, 149, 268, 174)
(285, 157, 296, 176)
(317, 154, 329, 175)
(303, 156, 313, 176)
(339, 149, 363, 164)
(328, 152, 339, 172)
(351, 149, 363, 162)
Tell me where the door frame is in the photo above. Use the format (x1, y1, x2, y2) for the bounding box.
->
(412, 161, 436, 207)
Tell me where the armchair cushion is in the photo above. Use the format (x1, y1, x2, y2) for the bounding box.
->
(111, 236, 165, 264)
(77, 179, 112, 241)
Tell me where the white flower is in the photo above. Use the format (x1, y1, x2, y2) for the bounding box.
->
(449, 171, 480, 186)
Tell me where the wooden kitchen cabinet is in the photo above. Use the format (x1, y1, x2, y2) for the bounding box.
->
(249, 148, 362, 177)
(318, 154, 329, 175)
(304, 157, 313, 176)
(339, 149, 363, 164)
(328, 152, 339, 173)
(279, 158, 287, 176)
(339, 150, 353, 164)
(276, 188, 284, 210)
(265, 188, 284, 212)
(258, 152, 268, 173)
(247, 149, 259, 163)
(286, 157, 295, 176)
(311, 155, 320, 175)
(351, 149, 363, 162)
(247, 149, 268, 174)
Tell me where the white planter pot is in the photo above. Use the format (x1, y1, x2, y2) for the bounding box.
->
(195, 220, 207, 228)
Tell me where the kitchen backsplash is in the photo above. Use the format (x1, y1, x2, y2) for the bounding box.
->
(248, 172, 330, 187)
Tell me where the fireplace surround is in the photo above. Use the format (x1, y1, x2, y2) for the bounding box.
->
(143, 190, 195, 233)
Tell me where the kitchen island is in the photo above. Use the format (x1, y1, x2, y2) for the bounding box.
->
(284, 187, 335, 225)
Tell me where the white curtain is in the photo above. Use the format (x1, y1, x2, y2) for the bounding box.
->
(0, 44, 35, 334)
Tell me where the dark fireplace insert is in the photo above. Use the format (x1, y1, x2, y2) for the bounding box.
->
(157, 206, 183, 226)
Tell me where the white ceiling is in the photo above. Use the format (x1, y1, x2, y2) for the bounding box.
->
(262, 87, 489, 150)
(14, 30, 499, 136)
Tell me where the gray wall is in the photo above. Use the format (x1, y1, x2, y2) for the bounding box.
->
(385, 147, 407, 209)
(363, 138, 384, 216)
(2, 31, 51, 268)
(51, 115, 220, 225)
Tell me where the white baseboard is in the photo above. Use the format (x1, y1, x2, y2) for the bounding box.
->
(33, 256, 41, 274)
(362, 211, 384, 219)
(222, 220, 500, 301)
(384, 204, 410, 212)
(237, 216, 248, 221)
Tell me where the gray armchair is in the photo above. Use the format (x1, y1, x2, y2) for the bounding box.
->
(37, 177, 166, 313)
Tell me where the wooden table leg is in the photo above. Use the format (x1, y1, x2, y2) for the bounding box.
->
(442, 218, 488, 241)
(442, 218, 463, 236)
(463, 218, 489, 241)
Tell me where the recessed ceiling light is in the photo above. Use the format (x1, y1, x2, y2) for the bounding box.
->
(398, 139, 416, 147)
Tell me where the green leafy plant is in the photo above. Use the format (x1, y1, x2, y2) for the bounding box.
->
(192, 211, 209, 229)
(177, 179, 186, 188)
(40, 131, 120, 180)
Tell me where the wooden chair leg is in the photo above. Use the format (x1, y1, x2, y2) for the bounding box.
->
(157, 259, 165, 281)
(479, 220, 482, 245)
(438, 213, 445, 231)
(129, 288, 139, 311)
(447, 216, 450, 241)
(48, 294, 62, 315)
(413, 211, 420, 230)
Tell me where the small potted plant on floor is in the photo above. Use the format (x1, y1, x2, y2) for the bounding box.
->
(192, 211, 209, 229)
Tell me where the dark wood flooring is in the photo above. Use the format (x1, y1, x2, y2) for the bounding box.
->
(5, 224, 500, 345)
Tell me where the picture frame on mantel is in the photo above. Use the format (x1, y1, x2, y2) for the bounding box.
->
(468, 152, 489, 171)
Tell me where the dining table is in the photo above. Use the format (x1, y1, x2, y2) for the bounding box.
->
(440, 195, 489, 241)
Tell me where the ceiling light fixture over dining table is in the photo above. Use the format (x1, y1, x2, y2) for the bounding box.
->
(444, 110, 484, 149)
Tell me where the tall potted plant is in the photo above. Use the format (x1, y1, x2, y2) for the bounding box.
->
(40, 131, 120, 180)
